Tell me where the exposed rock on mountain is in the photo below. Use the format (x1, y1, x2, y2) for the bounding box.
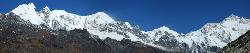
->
(0, 13, 165, 53)
(219, 30, 250, 53)
(2, 3, 250, 53)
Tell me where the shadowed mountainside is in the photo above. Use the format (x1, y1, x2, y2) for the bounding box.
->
(219, 30, 250, 53)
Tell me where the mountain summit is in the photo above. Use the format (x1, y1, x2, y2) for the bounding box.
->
(7, 3, 250, 53)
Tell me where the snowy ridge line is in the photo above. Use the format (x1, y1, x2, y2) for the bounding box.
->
(9, 3, 168, 50)
(8, 3, 250, 51)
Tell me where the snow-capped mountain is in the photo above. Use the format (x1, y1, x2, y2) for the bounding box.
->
(8, 3, 250, 52)
(176, 14, 250, 52)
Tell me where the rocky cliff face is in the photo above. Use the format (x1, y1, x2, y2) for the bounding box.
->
(0, 13, 165, 53)
(218, 30, 250, 53)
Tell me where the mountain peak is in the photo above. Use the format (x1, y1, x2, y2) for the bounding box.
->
(223, 14, 241, 22)
(43, 6, 50, 11)
(41, 6, 50, 14)
(11, 3, 43, 25)
(228, 14, 238, 18)
(7, 3, 250, 52)
(152, 26, 180, 36)
(87, 12, 116, 24)
(221, 14, 250, 27)
(11, 3, 36, 12)
(155, 26, 170, 31)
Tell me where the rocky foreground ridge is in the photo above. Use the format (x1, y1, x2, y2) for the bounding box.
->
(219, 30, 250, 53)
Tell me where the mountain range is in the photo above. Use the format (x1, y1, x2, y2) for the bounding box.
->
(1, 3, 250, 53)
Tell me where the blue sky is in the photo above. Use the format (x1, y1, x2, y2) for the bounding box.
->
(0, 0, 249, 33)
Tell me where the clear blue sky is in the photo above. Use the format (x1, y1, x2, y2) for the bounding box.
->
(0, 0, 249, 33)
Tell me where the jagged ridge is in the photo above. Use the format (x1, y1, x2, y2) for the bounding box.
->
(8, 3, 250, 53)
(0, 13, 166, 53)
(219, 30, 250, 53)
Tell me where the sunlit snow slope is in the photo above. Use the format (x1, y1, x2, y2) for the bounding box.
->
(9, 3, 250, 52)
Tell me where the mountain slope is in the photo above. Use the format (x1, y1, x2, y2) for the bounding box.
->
(0, 13, 165, 53)
(219, 30, 250, 53)
(176, 14, 250, 52)
(7, 3, 250, 53)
